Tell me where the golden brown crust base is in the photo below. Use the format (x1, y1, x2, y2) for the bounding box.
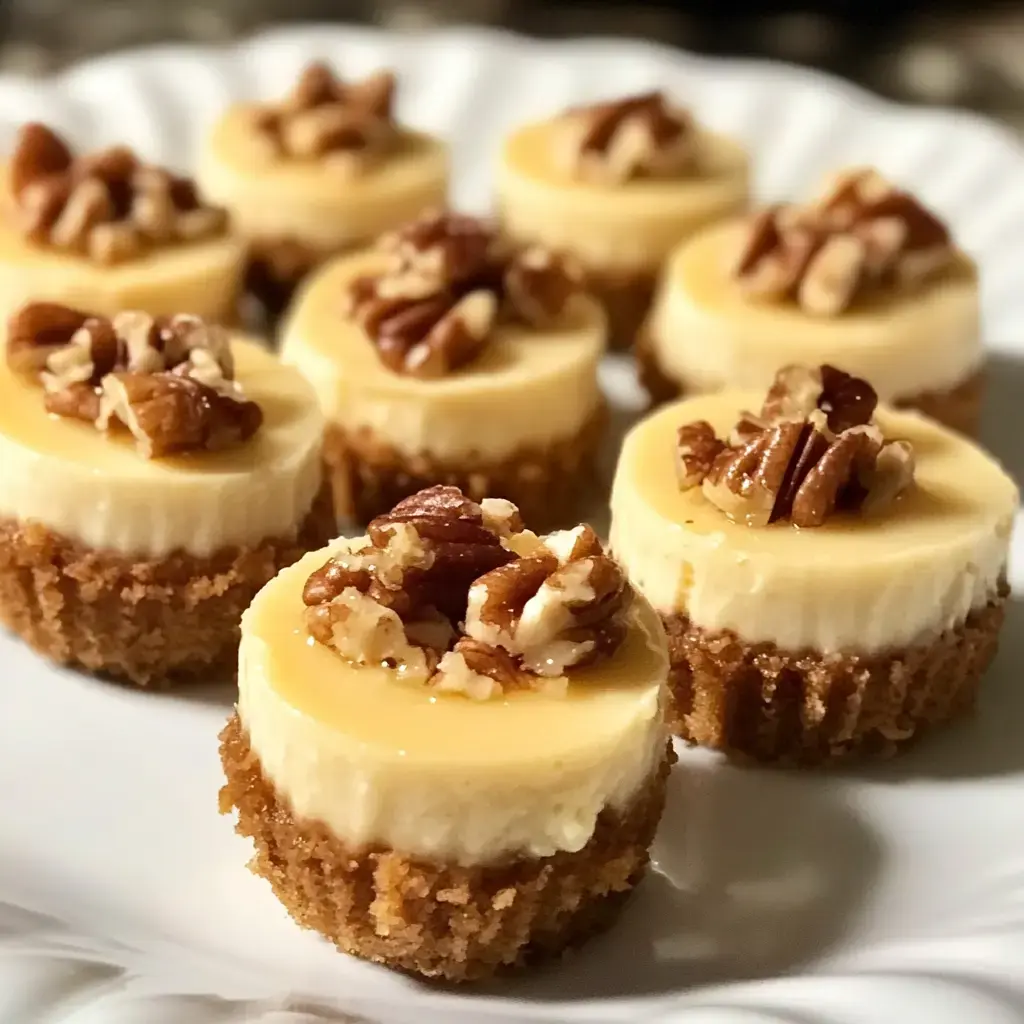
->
(583, 266, 658, 351)
(892, 368, 984, 436)
(244, 237, 341, 320)
(218, 713, 673, 983)
(664, 589, 1007, 765)
(0, 486, 336, 687)
(323, 404, 606, 531)
(635, 325, 985, 436)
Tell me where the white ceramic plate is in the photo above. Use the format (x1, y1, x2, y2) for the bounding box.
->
(1, 24, 1024, 1024)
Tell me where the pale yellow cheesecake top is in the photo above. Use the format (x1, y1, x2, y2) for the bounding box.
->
(0, 164, 244, 325)
(279, 249, 606, 461)
(0, 338, 324, 557)
(610, 392, 1017, 654)
(497, 121, 750, 272)
(237, 539, 669, 865)
(648, 218, 981, 400)
(197, 107, 448, 249)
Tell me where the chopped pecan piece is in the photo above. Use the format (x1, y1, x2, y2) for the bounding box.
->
(465, 542, 631, 675)
(44, 381, 101, 423)
(305, 585, 434, 680)
(563, 91, 696, 183)
(97, 371, 262, 459)
(380, 210, 499, 291)
(733, 169, 954, 314)
(430, 638, 526, 701)
(302, 486, 635, 698)
(6, 124, 226, 263)
(503, 247, 583, 327)
(681, 363, 913, 526)
(676, 420, 726, 488)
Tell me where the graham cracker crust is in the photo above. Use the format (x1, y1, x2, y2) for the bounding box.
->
(634, 326, 985, 436)
(664, 589, 1008, 765)
(584, 266, 658, 351)
(219, 712, 674, 982)
(324, 403, 606, 530)
(245, 237, 331, 321)
(0, 486, 335, 687)
(892, 368, 984, 437)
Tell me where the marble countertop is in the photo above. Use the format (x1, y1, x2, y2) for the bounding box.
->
(1, 2, 1022, 133)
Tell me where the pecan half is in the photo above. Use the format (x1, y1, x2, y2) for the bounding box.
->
(347, 211, 583, 377)
(681, 363, 913, 526)
(733, 169, 954, 314)
(97, 371, 262, 458)
(10, 123, 73, 198)
(368, 485, 516, 622)
(564, 91, 696, 183)
(6, 301, 92, 374)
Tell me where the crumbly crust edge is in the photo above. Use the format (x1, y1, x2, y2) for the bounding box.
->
(0, 484, 336, 686)
(218, 712, 674, 982)
(322, 401, 606, 529)
(663, 589, 1007, 765)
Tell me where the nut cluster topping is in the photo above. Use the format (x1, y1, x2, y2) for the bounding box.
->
(251, 62, 398, 172)
(733, 168, 954, 316)
(9, 123, 227, 264)
(6, 302, 261, 458)
(677, 364, 915, 528)
(559, 91, 697, 184)
(302, 485, 632, 699)
(344, 210, 584, 378)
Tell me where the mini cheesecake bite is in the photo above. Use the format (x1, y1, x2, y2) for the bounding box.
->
(279, 210, 606, 527)
(611, 364, 1017, 764)
(0, 302, 333, 685)
(0, 123, 243, 323)
(497, 91, 750, 348)
(219, 485, 671, 982)
(197, 62, 449, 316)
(640, 168, 982, 434)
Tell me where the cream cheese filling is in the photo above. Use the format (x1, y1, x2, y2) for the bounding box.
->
(0, 217, 244, 326)
(279, 250, 606, 462)
(197, 108, 448, 250)
(237, 539, 669, 866)
(610, 393, 1017, 654)
(0, 338, 324, 558)
(647, 219, 982, 401)
(497, 123, 749, 273)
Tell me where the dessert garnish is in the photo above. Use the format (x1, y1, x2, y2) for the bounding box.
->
(302, 485, 631, 698)
(251, 61, 398, 171)
(675, 364, 915, 527)
(9, 123, 228, 264)
(559, 91, 697, 184)
(7, 302, 262, 458)
(344, 211, 584, 378)
(733, 168, 953, 316)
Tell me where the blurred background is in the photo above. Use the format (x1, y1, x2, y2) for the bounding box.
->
(2, 1, 1023, 132)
